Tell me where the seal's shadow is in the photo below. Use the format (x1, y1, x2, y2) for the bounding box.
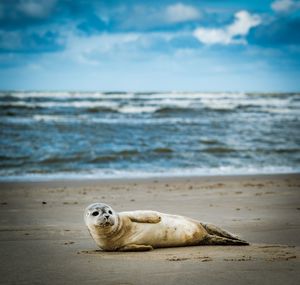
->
(77, 244, 299, 263)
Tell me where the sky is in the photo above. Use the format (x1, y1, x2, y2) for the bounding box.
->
(0, 0, 300, 92)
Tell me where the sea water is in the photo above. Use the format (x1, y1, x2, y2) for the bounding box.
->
(0, 91, 299, 180)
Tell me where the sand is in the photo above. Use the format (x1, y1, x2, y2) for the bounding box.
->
(0, 173, 299, 285)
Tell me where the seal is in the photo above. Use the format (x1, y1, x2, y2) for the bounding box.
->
(84, 202, 249, 251)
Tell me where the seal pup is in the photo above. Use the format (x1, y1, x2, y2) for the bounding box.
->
(84, 202, 249, 251)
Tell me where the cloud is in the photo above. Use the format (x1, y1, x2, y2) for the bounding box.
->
(16, 0, 57, 19)
(271, 0, 300, 12)
(193, 10, 261, 45)
(108, 3, 201, 31)
(63, 32, 141, 65)
(63, 32, 189, 65)
(0, 28, 63, 53)
(0, 0, 59, 30)
(165, 3, 200, 23)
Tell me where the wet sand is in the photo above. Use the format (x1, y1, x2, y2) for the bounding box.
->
(0, 174, 299, 284)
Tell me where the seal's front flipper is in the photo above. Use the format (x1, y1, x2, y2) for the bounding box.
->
(118, 244, 154, 252)
(202, 234, 249, 246)
(122, 211, 161, 224)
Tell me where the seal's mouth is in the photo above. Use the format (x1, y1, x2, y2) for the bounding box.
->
(98, 221, 114, 228)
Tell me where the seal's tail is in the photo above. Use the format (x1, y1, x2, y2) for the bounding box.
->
(201, 223, 249, 245)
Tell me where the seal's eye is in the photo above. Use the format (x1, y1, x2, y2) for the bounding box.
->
(92, 211, 99, 216)
(108, 210, 112, 215)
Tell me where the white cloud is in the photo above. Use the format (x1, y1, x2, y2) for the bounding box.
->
(119, 3, 200, 30)
(271, 0, 300, 12)
(63, 33, 141, 65)
(193, 10, 261, 45)
(17, 0, 57, 19)
(165, 3, 200, 23)
(227, 11, 261, 36)
(60, 30, 187, 66)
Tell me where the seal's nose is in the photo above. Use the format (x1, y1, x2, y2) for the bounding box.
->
(104, 214, 110, 219)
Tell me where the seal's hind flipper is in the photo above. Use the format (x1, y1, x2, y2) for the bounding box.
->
(201, 223, 242, 241)
(202, 234, 249, 246)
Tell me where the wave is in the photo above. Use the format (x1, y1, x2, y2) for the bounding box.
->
(1, 115, 206, 125)
(0, 91, 135, 100)
(153, 147, 173, 153)
(88, 155, 119, 163)
(0, 91, 247, 100)
(202, 147, 300, 155)
(1, 92, 298, 115)
(86, 106, 118, 113)
(0, 165, 299, 182)
(131, 92, 248, 100)
(0, 102, 159, 114)
(0, 102, 254, 114)
(39, 155, 85, 164)
(1, 92, 298, 106)
(33, 115, 84, 123)
(256, 148, 300, 154)
(90, 150, 140, 163)
(0, 101, 119, 109)
(0, 103, 43, 110)
(203, 147, 236, 154)
(118, 106, 159, 113)
(199, 139, 220, 145)
(38, 149, 143, 165)
(154, 106, 193, 114)
(14, 148, 175, 167)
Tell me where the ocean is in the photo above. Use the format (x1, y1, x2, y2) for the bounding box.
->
(0, 91, 299, 180)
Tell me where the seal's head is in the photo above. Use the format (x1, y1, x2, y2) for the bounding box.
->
(84, 203, 116, 229)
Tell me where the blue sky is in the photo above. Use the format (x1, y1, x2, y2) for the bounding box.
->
(0, 0, 300, 92)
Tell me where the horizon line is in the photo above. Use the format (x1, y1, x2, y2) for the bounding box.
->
(0, 89, 299, 94)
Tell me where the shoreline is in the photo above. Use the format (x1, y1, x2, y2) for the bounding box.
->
(0, 173, 299, 284)
(0, 171, 299, 184)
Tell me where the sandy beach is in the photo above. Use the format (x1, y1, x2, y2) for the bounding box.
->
(0, 173, 299, 285)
